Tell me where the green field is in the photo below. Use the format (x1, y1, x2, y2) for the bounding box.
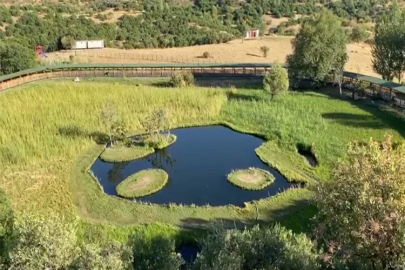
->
(0, 77, 404, 240)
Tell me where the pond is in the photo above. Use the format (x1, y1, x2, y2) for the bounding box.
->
(90, 126, 293, 206)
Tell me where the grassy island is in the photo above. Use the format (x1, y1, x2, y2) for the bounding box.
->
(100, 144, 155, 162)
(227, 168, 275, 190)
(116, 169, 169, 199)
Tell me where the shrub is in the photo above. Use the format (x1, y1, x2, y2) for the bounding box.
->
(61, 35, 75, 50)
(202, 51, 211, 58)
(6, 214, 77, 270)
(170, 72, 194, 87)
(132, 234, 182, 270)
(194, 225, 319, 270)
(0, 189, 13, 262)
(260, 46, 270, 58)
(263, 63, 289, 99)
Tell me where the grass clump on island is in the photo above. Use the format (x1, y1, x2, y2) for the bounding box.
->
(116, 169, 169, 199)
(227, 168, 275, 190)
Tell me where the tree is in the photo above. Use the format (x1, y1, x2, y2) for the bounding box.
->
(263, 63, 289, 99)
(142, 109, 170, 140)
(0, 43, 36, 75)
(111, 120, 128, 145)
(132, 234, 182, 270)
(372, 3, 405, 82)
(315, 135, 405, 269)
(72, 242, 132, 270)
(6, 214, 77, 270)
(61, 35, 75, 50)
(100, 104, 118, 146)
(286, 11, 348, 82)
(194, 225, 319, 270)
(260, 46, 270, 58)
(350, 25, 370, 43)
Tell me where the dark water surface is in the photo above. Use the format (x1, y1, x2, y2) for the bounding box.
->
(91, 126, 292, 206)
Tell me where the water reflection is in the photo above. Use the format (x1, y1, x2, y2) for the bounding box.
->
(91, 126, 294, 206)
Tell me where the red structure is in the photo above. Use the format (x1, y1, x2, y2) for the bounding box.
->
(36, 46, 48, 58)
(36, 46, 43, 58)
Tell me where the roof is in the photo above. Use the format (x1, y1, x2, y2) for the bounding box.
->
(343, 71, 405, 94)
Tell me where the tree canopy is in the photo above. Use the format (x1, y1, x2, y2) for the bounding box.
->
(372, 2, 405, 82)
(315, 135, 405, 269)
(286, 11, 348, 82)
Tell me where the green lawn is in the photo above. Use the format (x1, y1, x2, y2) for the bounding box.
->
(0, 78, 404, 240)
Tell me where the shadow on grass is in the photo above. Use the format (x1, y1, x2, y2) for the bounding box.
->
(246, 53, 263, 58)
(58, 125, 109, 144)
(179, 196, 317, 234)
(313, 87, 405, 137)
(322, 112, 386, 129)
(226, 91, 263, 102)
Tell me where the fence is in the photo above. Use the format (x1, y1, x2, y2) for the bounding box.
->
(0, 64, 271, 92)
(73, 50, 219, 64)
(1, 63, 405, 109)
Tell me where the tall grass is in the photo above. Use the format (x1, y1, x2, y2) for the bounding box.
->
(0, 81, 227, 166)
(0, 80, 227, 214)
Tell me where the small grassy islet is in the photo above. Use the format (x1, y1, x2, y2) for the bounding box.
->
(116, 169, 169, 199)
(100, 144, 155, 162)
(99, 134, 177, 162)
(227, 168, 275, 190)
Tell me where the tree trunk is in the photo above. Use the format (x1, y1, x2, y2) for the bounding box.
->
(339, 83, 342, 98)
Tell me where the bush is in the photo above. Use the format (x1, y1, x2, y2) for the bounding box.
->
(202, 51, 211, 58)
(0, 189, 13, 262)
(132, 234, 182, 270)
(263, 63, 289, 99)
(61, 35, 75, 50)
(260, 46, 270, 58)
(6, 214, 77, 270)
(170, 72, 194, 87)
(194, 225, 319, 270)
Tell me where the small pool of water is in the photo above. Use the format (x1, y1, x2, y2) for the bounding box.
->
(91, 126, 293, 206)
(178, 245, 200, 264)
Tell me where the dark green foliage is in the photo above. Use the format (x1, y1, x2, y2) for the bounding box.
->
(194, 225, 320, 270)
(350, 25, 370, 43)
(372, 3, 405, 82)
(132, 234, 182, 270)
(0, 42, 36, 75)
(0, 189, 13, 263)
(287, 11, 348, 82)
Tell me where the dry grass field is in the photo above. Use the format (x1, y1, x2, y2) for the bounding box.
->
(47, 36, 377, 77)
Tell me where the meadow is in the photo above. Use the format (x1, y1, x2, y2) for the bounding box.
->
(0, 77, 404, 241)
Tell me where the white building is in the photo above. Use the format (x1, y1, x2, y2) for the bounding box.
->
(73, 40, 104, 49)
(245, 29, 260, 39)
